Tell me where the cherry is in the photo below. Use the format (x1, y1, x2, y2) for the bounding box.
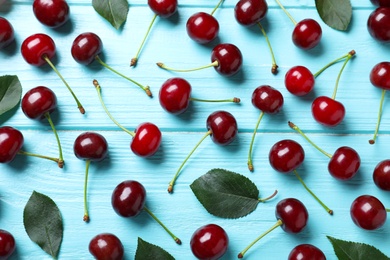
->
(72, 33, 151, 97)
(111, 180, 181, 244)
(89, 233, 124, 260)
(190, 224, 229, 260)
(158, 43, 243, 77)
(373, 160, 390, 190)
(33, 0, 70, 28)
(21, 33, 84, 113)
(371, 0, 390, 7)
(288, 244, 326, 260)
(350, 195, 388, 230)
(130, 0, 178, 66)
(93, 80, 161, 157)
(158, 77, 240, 115)
(367, 7, 390, 42)
(248, 85, 283, 171)
(74, 132, 108, 222)
(0, 17, 14, 49)
(0, 229, 15, 259)
(238, 198, 308, 258)
(168, 110, 238, 193)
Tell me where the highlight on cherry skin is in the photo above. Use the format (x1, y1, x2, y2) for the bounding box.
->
(32, 0, 70, 28)
(0, 17, 15, 49)
(0, 229, 16, 260)
(373, 159, 390, 191)
(89, 233, 124, 260)
(367, 7, 390, 43)
(288, 244, 326, 260)
(350, 195, 389, 230)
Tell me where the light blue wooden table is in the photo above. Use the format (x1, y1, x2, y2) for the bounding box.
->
(1, 0, 390, 259)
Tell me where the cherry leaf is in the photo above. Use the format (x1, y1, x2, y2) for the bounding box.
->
(190, 168, 260, 219)
(0, 75, 22, 116)
(327, 236, 390, 260)
(23, 191, 63, 259)
(92, 0, 129, 29)
(135, 237, 175, 260)
(315, 0, 352, 31)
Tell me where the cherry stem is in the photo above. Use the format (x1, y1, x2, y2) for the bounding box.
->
(331, 50, 355, 100)
(43, 55, 85, 114)
(293, 170, 333, 215)
(257, 22, 278, 74)
(190, 97, 240, 103)
(288, 121, 332, 158)
(386, 208, 390, 212)
(83, 160, 91, 222)
(157, 60, 219, 73)
(131, 14, 158, 67)
(93, 80, 135, 137)
(238, 219, 283, 258)
(274, 0, 297, 25)
(258, 190, 278, 202)
(369, 89, 386, 144)
(44, 112, 64, 168)
(17, 150, 63, 168)
(210, 0, 224, 16)
(313, 52, 353, 78)
(143, 206, 182, 245)
(168, 130, 212, 193)
(95, 55, 152, 97)
(248, 112, 264, 172)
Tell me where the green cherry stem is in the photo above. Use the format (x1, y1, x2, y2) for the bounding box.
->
(258, 190, 278, 203)
(43, 55, 85, 114)
(293, 170, 333, 215)
(17, 150, 62, 167)
(248, 112, 264, 172)
(257, 22, 278, 74)
(168, 130, 212, 193)
(190, 97, 240, 103)
(157, 60, 219, 73)
(95, 56, 152, 97)
(143, 206, 182, 245)
(44, 112, 64, 168)
(210, 0, 224, 16)
(131, 14, 158, 67)
(274, 0, 297, 25)
(386, 208, 390, 212)
(93, 80, 135, 138)
(331, 50, 355, 100)
(83, 160, 91, 222)
(369, 89, 386, 144)
(238, 219, 283, 258)
(313, 51, 354, 78)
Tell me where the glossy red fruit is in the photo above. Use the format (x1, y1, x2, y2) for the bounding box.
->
(234, 0, 268, 26)
(292, 19, 322, 50)
(89, 233, 124, 260)
(73, 132, 108, 162)
(71, 32, 102, 65)
(373, 160, 390, 190)
(186, 12, 219, 44)
(350, 195, 387, 230)
(131, 122, 162, 157)
(159, 77, 191, 114)
(371, 0, 390, 7)
(251, 85, 284, 114)
(276, 198, 308, 233)
(21, 86, 57, 120)
(0, 17, 15, 49)
(0, 126, 24, 163)
(21, 33, 56, 66)
(190, 224, 229, 260)
(367, 7, 390, 42)
(328, 146, 360, 180)
(269, 139, 305, 173)
(370, 62, 390, 90)
(0, 229, 16, 259)
(206, 110, 238, 145)
(148, 0, 178, 18)
(111, 180, 146, 217)
(284, 66, 315, 96)
(311, 96, 345, 127)
(33, 0, 70, 28)
(288, 244, 326, 260)
(211, 43, 243, 76)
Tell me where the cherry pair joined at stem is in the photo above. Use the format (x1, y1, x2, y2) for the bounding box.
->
(33, 0, 70, 28)
(0, 17, 14, 49)
(367, 7, 390, 42)
(89, 233, 124, 260)
(0, 229, 15, 259)
(350, 195, 390, 230)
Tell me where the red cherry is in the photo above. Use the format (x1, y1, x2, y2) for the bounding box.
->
(373, 160, 390, 190)
(269, 139, 304, 173)
(0, 229, 16, 259)
(131, 122, 162, 157)
(206, 110, 238, 145)
(190, 224, 228, 260)
(159, 77, 191, 114)
(367, 7, 390, 42)
(21, 33, 55, 66)
(148, 0, 177, 18)
(89, 233, 124, 260)
(328, 146, 360, 180)
(0, 17, 15, 49)
(292, 19, 322, 50)
(186, 12, 219, 44)
(21, 86, 57, 120)
(311, 96, 345, 127)
(111, 180, 146, 217)
(0, 126, 24, 163)
(234, 0, 268, 26)
(284, 66, 315, 96)
(350, 195, 387, 230)
(74, 132, 108, 162)
(71, 32, 102, 65)
(288, 244, 326, 260)
(251, 85, 284, 114)
(211, 43, 243, 76)
(371, 0, 390, 7)
(33, 0, 70, 28)
(370, 62, 390, 90)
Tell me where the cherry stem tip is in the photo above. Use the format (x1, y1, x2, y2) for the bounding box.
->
(83, 215, 90, 223)
(175, 238, 182, 245)
(168, 185, 173, 193)
(238, 253, 243, 258)
(248, 163, 254, 172)
(131, 58, 138, 67)
(58, 160, 64, 168)
(369, 139, 375, 145)
(272, 64, 278, 74)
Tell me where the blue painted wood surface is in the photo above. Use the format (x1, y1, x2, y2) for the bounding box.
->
(1, 0, 390, 259)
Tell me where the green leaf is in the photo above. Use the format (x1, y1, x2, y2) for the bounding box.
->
(190, 168, 260, 219)
(315, 0, 352, 31)
(92, 0, 129, 29)
(135, 237, 175, 260)
(23, 191, 63, 259)
(327, 236, 390, 260)
(0, 75, 22, 116)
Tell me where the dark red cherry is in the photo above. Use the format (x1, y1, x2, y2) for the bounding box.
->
(131, 122, 162, 157)
(292, 19, 322, 50)
(111, 180, 146, 217)
(288, 244, 326, 260)
(311, 96, 345, 127)
(190, 224, 229, 260)
(33, 0, 70, 28)
(350, 195, 387, 230)
(276, 198, 309, 233)
(328, 146, 360, 180)
(21, 86, 57, 120)
(21, 33, 56, 66)
(251, 85, 284, 114)
(73, 132, 108, 162)
(71, 32, 103, 65)
(206, 110, 238, 145)
(234, 0, 268, 26)
(89, 233, 124, 260)
(370, 62, 390, 90)
(373, 160, 390, 190)
(371, 0, 390, 7)
(284, 66, 315, 96)
(0, 126, 24, 163)
(0, 17, 15, 49)
(0, 229, 16, 259)
(186, 12, 219, 44)
(211, 43, 243, 76)
(269, 139, 305, 173)
(159, 77, 191, 114)
(148, 0, 177, 18)
(368, 7, 390, 42)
